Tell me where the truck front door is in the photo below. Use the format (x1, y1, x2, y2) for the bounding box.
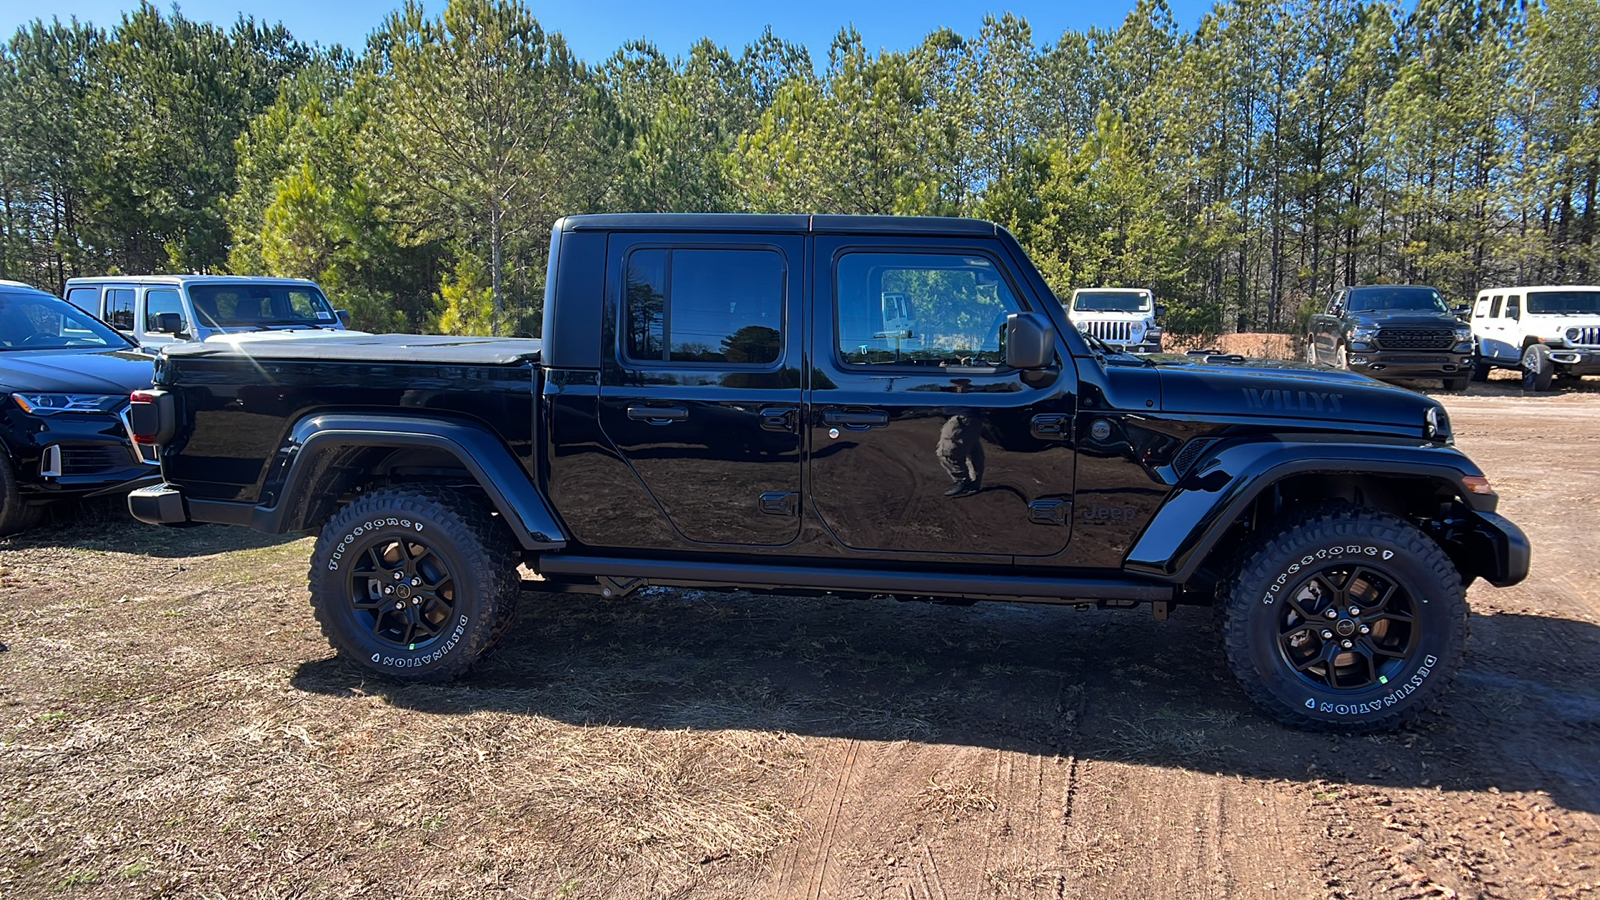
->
(807, 237, 1078, 560)
(596, 233, 805, 546)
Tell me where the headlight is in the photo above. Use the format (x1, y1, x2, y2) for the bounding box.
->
(1455, 326, 1472, 342)
(12, 393, 125, 415)
(1568, 327, 1582, 341)
(1350, 327, 1378, 343)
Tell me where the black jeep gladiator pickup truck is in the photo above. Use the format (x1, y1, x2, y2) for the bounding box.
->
(127, 214, 1528, 733)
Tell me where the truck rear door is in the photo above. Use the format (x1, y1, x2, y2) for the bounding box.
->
(596, 232, 805, 546)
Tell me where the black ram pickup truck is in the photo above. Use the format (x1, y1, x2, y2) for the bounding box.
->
(1307, 285, 1475, 390)
(128, 215, 1528, 733)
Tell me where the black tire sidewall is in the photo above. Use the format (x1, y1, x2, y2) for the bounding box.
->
(310, 492, 500, 679)
(1522, 344, 1554, 391)
(1227, 514, 1465, 730)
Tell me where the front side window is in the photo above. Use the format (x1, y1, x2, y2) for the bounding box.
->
(1507, 295, 1521, 319)
(836, 252, 1021, 366)
(105, 288, 135, 330)
(623, 248, 784, 366)
(144, 289, 185, 332)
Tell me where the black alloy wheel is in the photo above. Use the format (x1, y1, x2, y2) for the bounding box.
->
(347, 533, 459, 651)
(308, 485, 520, 682)
(1220, 505, 1468, 733)
(1275, 564, 1417, 693)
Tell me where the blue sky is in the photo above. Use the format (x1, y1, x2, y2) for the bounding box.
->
(0, 0, 1216, 62)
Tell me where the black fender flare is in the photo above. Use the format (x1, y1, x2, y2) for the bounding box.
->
(1124, 439, 1517, 584)
(257, 413, 567, 550)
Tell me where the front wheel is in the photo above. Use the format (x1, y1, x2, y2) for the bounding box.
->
(1521, 343, 1555, 392)
(0, 453, 43, 536)
(1469, 348, 1491, 382)
(308, 485, 520, 682)
(1442, 375, 1469, 391)
(1219, 506, 1467, 733)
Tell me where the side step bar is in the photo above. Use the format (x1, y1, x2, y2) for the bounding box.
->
(534, 554, 1175, 606)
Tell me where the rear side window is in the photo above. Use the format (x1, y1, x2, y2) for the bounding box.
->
(1490, 296, 1503, 317)
(105, 288, 135, 330)
(64, 286, 98, 314)
(623, 248, 784, 366)
(144, 289, 184, 331)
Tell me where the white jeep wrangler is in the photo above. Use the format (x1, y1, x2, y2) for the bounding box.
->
(1065, 288, 1164, 353)
(1469, 285, 1600, 391)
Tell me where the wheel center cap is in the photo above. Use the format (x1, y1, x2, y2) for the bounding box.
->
(395, 583, 412, 600)
(1335, 619, 1357, 637)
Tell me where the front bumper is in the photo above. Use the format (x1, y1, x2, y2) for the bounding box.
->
(1548, 347, 1600, 375)
(1461, 510, 1530, 588)
(1109, 341, 1162, 355)
(1346, 348, 1474, 379)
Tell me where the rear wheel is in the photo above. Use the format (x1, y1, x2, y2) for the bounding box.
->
(1521, 343, 1555, 392)
(308, 485, 519, 682)
(1469, 346, 1491, 382)
(1304, 337, 1318, 365)
(0, 453, 43, 537)
(1219, 506, 1468, 733)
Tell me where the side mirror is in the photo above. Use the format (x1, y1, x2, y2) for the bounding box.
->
(335, 310, 352, 329)
(155, 312, 187, 337)
(1452, 304, 1470, 321)
(1004, 312, 1054, 369)
(1508, 307, 1520, 321)
(1154, 304, 1168, 323)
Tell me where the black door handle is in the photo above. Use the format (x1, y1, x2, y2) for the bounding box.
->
(823, 409, 888, 429)
(627, 404, 688, 423)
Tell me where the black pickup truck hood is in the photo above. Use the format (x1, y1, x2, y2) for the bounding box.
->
(1346, 313, 1462, 329)
(0, 347, 155, 394)
(1142, 354, 1437, 431)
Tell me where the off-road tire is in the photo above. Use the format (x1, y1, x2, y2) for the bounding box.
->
(0, 453, 43, 537)
(1336, 343, 1350, 370)
(1469, 349, 1491, 382)
(1219, 506, 1468, 733)
(1521, 343, 1555, 392)
(308, 486, 519, 682)
(1442, 375, 1469, 392)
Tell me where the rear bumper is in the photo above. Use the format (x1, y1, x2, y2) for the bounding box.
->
(128, 483, 189, 526)
(1346, 348, 1474, 379)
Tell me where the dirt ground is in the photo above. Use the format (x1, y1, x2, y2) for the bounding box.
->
(3, 369, 1599, 900)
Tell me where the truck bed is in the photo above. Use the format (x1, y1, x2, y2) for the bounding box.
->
(161, 333, 542, 365)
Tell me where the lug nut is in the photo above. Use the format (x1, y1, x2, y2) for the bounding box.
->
(1341, 640, 1354, 649)
(384, 586, 393, 595)
(1324, 609, 1338, 619)
(393, 571, 402, 580)
(1348, 606, 1361, 616)
(1321, 630, 1334, 639)
(1359, 625, 1370, 634)
(412, 597, 421, 605)
(394, 601, 404, 610)
(410, 577, 421, 587)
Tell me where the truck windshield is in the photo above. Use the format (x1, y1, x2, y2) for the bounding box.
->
(0, 290, 130, 351)
(1072, 291, 1150, 312)
(1527, 290, 1600, 314)
(189, 284, 337, 328)
(1347, 287, 1449, 314)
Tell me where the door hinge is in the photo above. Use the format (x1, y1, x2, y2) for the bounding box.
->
(759, 491, 799, 517)
(1027, 498, 1071, 526)
(1030, 413, 1071, 440)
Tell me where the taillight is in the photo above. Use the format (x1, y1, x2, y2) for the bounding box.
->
(129, 390, 160, 444)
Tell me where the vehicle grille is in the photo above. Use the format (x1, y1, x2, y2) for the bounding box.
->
(1572, 326, 1600, 347)
(59, 445, 133, 476)
(1080, 320, 1134, 343)
(1376, 327, 1454, 350)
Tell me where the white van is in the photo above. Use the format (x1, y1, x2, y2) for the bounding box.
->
(62, 275, 359, 350)
(1469, 285, 1600, 391)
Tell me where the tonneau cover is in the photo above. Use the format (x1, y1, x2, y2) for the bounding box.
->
(162, 333, 542, 365)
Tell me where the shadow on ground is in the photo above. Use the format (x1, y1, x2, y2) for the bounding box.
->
(290, 587, 1600, 814)
(1, 497, 298, 557)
